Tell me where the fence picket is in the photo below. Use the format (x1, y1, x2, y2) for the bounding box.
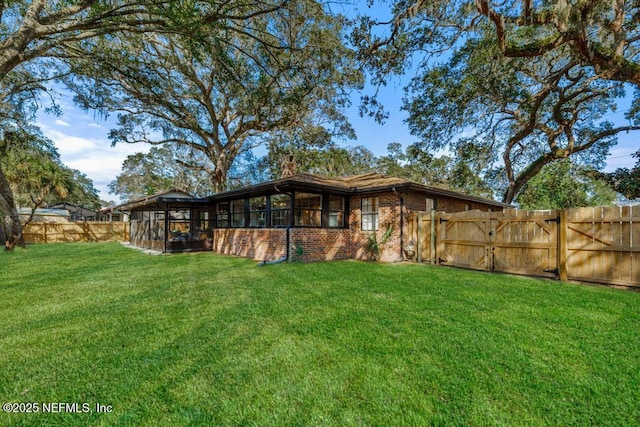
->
(23, 222, 130, 244)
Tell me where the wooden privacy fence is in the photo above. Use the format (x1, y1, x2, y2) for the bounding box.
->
(23, 222, 130, 244)
(408, 206, 640, 288)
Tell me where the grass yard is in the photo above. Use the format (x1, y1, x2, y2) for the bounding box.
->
(0, 243, 639, 426)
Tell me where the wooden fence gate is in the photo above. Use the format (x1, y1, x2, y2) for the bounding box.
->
(410, 206, 639, 287)
(409, 211, 436, 264)
(566, 206, 640, 287)
(437, 209, 559, 278)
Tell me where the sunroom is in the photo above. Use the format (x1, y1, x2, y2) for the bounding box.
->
(211, 191, 349, 230)
(121, 190, 213, 253)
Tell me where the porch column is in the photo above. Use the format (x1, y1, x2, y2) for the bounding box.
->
(163, 202, 169, 253)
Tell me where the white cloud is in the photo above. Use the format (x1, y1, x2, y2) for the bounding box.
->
(64, 142, 151, 203)
(43, 128, 98, 155)
(38, 119, 150, 203)
(54, 119, 70, 127)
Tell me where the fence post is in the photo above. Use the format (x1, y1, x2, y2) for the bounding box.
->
(430, 209, 437, 264)
(416, 213, 423, 263)
(43, 223, 47, 244)
(558, 209, 568, 281)
(436, 212, 444, 265)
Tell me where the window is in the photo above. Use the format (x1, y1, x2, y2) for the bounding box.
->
(361, 197, 378, 231)
(230, 199, 245, 227)
(270, 194, 291, 227)
(169, 210, 190, 240)
(295, 192, 321, 227)
(196, 210, 209, 231)
(328, 196, 345, 228)
(250, 196, 266, 227)
(216, 202, 229, 228)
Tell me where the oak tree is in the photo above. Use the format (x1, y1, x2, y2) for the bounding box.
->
(0, 0, 299, 247)
(70, 0, 361, 192)
(108, 146, 212, 201)
(403, 34, 639, 203)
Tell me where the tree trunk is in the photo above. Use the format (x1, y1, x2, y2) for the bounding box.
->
(211, 156, 231, 193)
(0, 216, 6, 249)
(0, 163, 25, 249)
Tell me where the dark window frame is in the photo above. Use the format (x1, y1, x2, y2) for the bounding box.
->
(249, 196, 267, 227)
(270, 194, 292, 227)
(328, 195, 345, 228)
(216, 202, 230, 228)
(361, 197, 379, 231)
(230, 199, 246, 228)
(294, 192, 322, 228)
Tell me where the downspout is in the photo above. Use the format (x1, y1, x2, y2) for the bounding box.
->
(274, 185, 293, 263)
(163, 201, 169, 253)
(286, 226, 291, 262)
(400, 196, 405, 260)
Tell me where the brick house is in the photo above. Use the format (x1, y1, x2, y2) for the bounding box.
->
(208, 173, 507, 262)
(119, 173, 507, 261)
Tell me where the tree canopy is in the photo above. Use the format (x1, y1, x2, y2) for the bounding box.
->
(69, 0, 361, 192)
(474, 0, 640, 86)
(599, 150, 640, 200)
(356, 0, 640, 89)
(108, 146, 212, 201)
(403, 31, 637, 203)
(516, 159, 617, 209)
(353, 2, 640, 203)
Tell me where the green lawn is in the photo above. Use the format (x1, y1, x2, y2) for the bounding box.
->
(0, 243, 639, 426)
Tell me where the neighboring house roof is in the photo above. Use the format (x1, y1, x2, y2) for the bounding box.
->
(46, 202, 97, 218)
(18, 208, 70, 223)
(209, 173, 511, 209)
(109, 189, 209, 211)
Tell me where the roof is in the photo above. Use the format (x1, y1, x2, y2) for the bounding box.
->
(209, 173, 510, 208)
(19, 208, 70, 216)
(46, 202, 97, 216)
(106, 189, 209, 211)
(18, 208, 70, 223)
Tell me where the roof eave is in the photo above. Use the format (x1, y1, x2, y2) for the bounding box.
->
(350, 182, 509, 208)
(209, 180, 352, 201)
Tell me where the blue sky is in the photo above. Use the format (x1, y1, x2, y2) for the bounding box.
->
(36, 82, 638, 204)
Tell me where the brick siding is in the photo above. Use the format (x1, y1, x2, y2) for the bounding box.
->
(289, 228, 353, 262)
(213, 228, 287, 261)
(212, 190, 499, 263)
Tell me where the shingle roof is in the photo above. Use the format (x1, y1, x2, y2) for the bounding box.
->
(105, 189, 207, 212)
(210, 173, 510, 208)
